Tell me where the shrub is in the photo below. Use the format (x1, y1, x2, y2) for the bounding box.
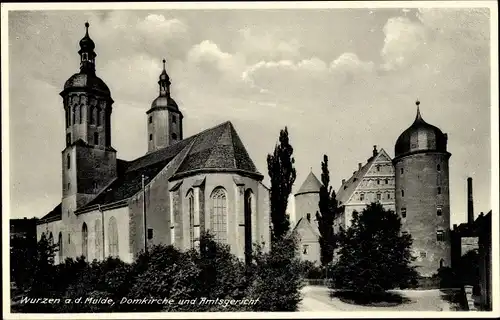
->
(331, 203, 418, 298)
(244, 234, 304, 311)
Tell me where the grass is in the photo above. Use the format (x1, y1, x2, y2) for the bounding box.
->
(330, 290, 411, 307)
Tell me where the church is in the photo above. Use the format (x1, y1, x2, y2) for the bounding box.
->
(36, 23, 271, 264)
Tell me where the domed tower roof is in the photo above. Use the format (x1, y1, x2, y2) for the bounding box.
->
(149, 59, 179, 112)
(61, 22, 111, 98)
(394, 100, 448, 159)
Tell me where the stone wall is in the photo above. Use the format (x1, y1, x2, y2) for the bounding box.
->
(394, 152, 451, 277)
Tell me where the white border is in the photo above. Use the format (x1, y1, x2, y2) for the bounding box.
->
(2, 1, 498, 319)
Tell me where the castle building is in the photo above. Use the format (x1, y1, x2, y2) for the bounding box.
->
(36, 23, 271, 264)
(334, 145, 396, 232)
(393, 101, 452, 277)
(293, 171, 322, 264)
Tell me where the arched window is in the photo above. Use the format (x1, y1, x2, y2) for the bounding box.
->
(437, 164, 441, 172)
(65, 109, 70, 128)
(187, 190, 195, 248)
(94, 219, 102, 260)
(67, 154, 71, 169)
(94, 132, 99, 145)
(210, 187, 227, 243)
(72, 105, 76, 125)
(82, 223, 88, 259)
(360, 193, 365, 201)
(108, 217, 119, 257)
(58, 232, 63, 262)
(440, 259, 445, 268)
(90, 106, 95, 124)
(244, 189, 254, 264)
(96, 107, 101, 126)
(79, 104, 83, 124)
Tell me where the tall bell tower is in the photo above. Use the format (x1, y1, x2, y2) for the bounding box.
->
(60, 22, 117, 223)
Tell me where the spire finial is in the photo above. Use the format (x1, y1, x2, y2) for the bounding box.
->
(85, 22, 89, 35)
(162, 58, 166, 70)
(415, 99, 422, 120)
(310, 166, 312, 172)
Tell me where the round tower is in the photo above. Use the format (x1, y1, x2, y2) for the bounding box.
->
(146, 59, 184, 153)
(294, 170, 322, 223)
(393, 100, 451, 277)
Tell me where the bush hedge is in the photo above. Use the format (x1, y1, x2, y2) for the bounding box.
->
(12, 232, 304, 313)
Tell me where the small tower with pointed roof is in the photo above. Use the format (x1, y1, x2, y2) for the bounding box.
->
(147, 59, 184, 153)
(294, 171, 322, 223)
(393, 100, 452, 277)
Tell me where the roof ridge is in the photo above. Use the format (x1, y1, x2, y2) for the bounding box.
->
(128, 121, 231, 165)
(171, 137, 199, 177)
(226, 123, 237, 169)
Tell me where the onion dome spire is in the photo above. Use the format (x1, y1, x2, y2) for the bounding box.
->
(158, 58, 171, 96)
(78, 22, 97, 74)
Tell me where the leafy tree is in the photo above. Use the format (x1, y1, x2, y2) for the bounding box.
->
(244, 235, 304, 311)
(267, 127, 296, 242)
(331, 202, 417, 299)
(316, 154, 344, 267)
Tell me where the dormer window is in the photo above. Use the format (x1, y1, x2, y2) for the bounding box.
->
(172, 115, 177, 124)
(360, 193, 365, 201)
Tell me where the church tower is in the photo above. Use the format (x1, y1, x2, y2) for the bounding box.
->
(60, 22, 117, 213)
(393, 100, 451, 277)
(147, 59, 184, 152)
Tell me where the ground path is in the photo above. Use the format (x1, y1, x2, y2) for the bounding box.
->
(298, 285, 458, 312)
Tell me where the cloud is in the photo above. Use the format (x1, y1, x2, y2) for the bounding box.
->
(236, 28, 302, 62)
(381, 16, 427, 70)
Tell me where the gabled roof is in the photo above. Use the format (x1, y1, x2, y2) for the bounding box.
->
(336, 148, 392, 205)
(76, 121, 262, 213)
(295, 171, 322, 196)
(293, 216, 320, 238)
(37, 203, 62, 225)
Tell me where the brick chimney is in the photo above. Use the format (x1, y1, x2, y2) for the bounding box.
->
(342, 179, 346, 184)
(373, 145, 378, 157)
(467, 177, 474, 225)
(358, 163, 362, 170)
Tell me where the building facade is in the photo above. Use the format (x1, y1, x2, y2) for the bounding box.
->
(393, 101, 452, 277)
(36, 23, 271, 264)
(334, 145, 396, 232)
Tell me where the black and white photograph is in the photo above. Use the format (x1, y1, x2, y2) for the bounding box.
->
(2, 1, 498, 318)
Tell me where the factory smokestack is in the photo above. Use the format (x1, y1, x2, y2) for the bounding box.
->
(467, 177, 474, 225)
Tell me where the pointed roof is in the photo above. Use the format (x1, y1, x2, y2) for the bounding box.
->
(295, 171, 322, 196)
(336, 148, 392, 205)
(292, 217, 320, 238)
(76, 121, 262, 213)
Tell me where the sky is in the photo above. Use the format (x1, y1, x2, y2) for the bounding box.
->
(5, 5, 494, 226)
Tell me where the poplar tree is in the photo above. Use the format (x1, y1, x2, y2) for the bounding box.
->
(316, 154, 344, 266)
(267, 127, 296, 243)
